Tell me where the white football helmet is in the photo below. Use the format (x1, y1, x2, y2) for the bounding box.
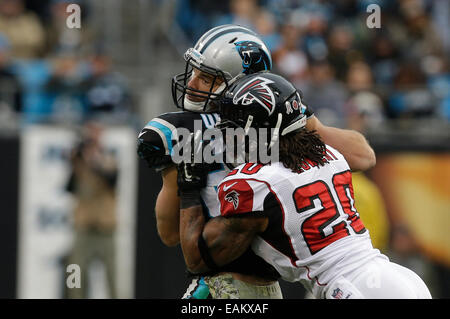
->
(172, 24, 272, 112)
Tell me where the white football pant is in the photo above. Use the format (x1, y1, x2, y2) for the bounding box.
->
(324, 255, 432, 299)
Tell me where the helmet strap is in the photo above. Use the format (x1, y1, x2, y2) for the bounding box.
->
(244, 115, 254, 135)
(182, 72, 228, 112)
(182, 96, 206, 112)
(268, 113, 282, 149)
(281, 116, 307, 136)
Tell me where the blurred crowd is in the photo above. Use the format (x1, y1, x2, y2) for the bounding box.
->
(1, 0, 448, 130)
(0, 0, 133, 128)
(176, 0, 450, 130)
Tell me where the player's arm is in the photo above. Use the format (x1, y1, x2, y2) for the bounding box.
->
(137, 120, 181, 246)
(306, 115, 376, 171)
(180, 206, 267, 274)
(155, 166, 180, 246)
(177, 159, 268, 274)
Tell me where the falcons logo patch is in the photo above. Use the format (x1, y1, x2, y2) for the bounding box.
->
(224, 190, 240, 210)
(233, 77, 276, 115)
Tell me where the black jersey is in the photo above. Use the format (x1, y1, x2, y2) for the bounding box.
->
(137, 111, 220, 170)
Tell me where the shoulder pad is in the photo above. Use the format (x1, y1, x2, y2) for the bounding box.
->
(137, 114, 181, 169)
(218, 178, 271, 217)
(138, 115, 179, 156)
(137, 111, 221, 169)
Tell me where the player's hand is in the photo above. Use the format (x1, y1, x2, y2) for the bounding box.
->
(177, 159, 208, 193)
(137, 138, 172, 169)
(176, 133, 210, 208)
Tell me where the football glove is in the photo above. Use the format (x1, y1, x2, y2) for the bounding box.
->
(176, 133, 210, 208)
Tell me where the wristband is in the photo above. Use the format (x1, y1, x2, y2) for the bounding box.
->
(179, 189, 201, 209)
(197, 233, 219, 271)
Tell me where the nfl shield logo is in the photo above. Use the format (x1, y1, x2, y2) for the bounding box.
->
(332, 288, 344, 299)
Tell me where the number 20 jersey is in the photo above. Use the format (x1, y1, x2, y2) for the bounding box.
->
(217, 145, 384, 297)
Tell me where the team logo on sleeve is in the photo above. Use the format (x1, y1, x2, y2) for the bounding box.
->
(233, 77, 275, 115)
(224, 190, 240, 210)
(219, 179, 254, 216)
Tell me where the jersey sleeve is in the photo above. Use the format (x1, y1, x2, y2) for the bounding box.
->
(218, 178, 271, 217)
(137, 115, 177, 171)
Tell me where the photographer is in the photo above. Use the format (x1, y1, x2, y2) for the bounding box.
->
(65, 121, 118, 299)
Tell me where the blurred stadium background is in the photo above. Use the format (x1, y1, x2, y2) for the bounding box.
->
(0, 0, 449, 299)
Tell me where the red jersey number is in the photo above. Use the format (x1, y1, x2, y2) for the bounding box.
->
(293, 171, 366, 255)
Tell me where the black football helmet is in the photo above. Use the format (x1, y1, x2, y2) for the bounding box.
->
(217, 71, 308, 150)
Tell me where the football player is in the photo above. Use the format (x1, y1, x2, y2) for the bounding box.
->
(177, 71, 432, 299)
(138, 24, 376, 298)
(139, 24, 282, 298)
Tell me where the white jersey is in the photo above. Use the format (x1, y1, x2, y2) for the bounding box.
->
(200, 163, 229, 219)
(217, 145, 384, 297)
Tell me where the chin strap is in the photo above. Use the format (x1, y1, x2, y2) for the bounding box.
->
(183, 81, 228, 112)
(281, 116, 307, 136)
(183, 98, 206, 112)
(243, 115, 254, 135)
(268, 113, 283, 149)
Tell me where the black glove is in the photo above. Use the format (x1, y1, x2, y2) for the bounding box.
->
(177, 160, 208, 194)
(176, 133, 209, 209)
(137, 138, 173, 169)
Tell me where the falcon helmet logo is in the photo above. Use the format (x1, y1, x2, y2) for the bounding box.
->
(232, 77, 276, 115)
(224, 190, 240, 210)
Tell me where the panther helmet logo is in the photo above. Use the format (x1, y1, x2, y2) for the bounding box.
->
(234, 40, 270, 73)
(232, 77, 276, 115)
(224, 190, 240, 210)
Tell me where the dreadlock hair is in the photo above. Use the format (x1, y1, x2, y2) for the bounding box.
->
(279, 128, 327, 172)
